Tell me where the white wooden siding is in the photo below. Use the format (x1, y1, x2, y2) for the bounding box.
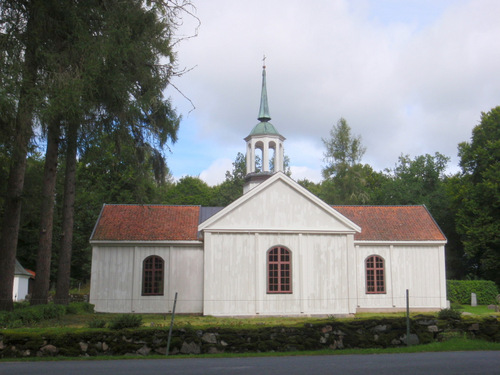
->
(90, 244, 203, 313)
(203, 232, 354, 316)
(202, 179, 359, 233)
(13, 275, 29, 301)
(354, 244, 447, 310)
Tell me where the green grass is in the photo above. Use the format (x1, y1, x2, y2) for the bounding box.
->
(457, 305, 499, 315)
(7, 304, 499, 331)
(12, 313, 340, 331)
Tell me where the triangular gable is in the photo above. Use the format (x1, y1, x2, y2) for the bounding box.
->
(199, 173, 360, 233)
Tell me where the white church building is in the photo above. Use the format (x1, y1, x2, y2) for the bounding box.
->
(89, 66, 447, 316)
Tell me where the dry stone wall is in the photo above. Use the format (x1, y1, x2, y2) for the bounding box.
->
(0, 316, 498, 358)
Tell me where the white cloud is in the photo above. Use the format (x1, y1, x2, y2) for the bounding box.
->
(168, 0, 500, 178)
(290, 166, 322, 183)
(199, 158, 233, 186)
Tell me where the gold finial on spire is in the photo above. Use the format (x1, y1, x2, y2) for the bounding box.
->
(262, 54, 266, 69)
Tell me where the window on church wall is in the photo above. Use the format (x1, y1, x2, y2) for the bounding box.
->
(365, 255, 385, 294)
(142, 255, 164, 296)
(267, 246, 292, 294)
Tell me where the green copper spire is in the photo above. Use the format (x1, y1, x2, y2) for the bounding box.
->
(257, 60, 271, 122)
(246, 58, 283, 138)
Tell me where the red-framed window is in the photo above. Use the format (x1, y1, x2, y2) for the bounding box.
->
(267, 246, 292, 294)
(142, 255, 164, 296)
(366, 255, 385, 294)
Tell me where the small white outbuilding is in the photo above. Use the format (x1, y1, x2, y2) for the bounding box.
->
(13, 259, 31, 302)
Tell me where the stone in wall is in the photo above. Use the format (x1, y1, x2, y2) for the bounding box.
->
(181, 341, 201, 354)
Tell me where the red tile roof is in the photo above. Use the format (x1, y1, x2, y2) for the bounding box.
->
(25, 269, 36, 278)
(91, 204, 446, 243)
(333, 205, 446, 242)
(91, 205, 200, 241)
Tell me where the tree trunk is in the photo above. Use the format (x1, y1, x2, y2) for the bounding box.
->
(31, 121, 60, 305)
(54, 122, 78, 305)
(0, 119, 32, 311)
(0, 1, 39, 311)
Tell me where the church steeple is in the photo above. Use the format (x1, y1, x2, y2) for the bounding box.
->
(257, 60, 271, 122)
(243, 60, 286, 194)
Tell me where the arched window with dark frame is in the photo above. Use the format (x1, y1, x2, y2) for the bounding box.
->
(267, 246, 292, 294)
(142, 255, 164, 296)
(365, 255, 385, 294)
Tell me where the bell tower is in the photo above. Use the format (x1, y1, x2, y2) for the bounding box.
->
(243, 61, 285, 194)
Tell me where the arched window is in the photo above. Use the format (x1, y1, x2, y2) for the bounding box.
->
(267, 246, 292, 294)
(142, 255, 164, 296)
(365, 255, 385, 294)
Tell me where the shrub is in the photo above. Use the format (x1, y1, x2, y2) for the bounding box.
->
(13, 301, 30, 309)
(0, 311, 9, 327)
(66, 302, 95, 314)
(108, 314, 143, 330)
(0, 303, 66, 327)
(11, 306, 43, 324)
(7, 320, 24, 329)
(88, 319, 107, 328)
(447, 280, 499, 305)
(450, 302, 462, 310)
(438, 308, 462, 320)
(40, 304, 67, 320)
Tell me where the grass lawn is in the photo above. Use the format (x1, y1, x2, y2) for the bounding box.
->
(11, 303, 498, 330)
(37, 312, 341, 329)
(457, 305, 499, 314)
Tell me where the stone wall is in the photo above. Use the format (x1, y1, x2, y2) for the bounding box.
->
(0, 316, 498, 358)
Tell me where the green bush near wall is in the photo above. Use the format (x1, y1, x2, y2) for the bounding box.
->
(447, 280, 499, 305)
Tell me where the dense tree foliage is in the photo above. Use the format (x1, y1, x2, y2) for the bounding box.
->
(374, 153, 449, 205)
(164, 176, 214, 205)
(0, 0, 191, 309)
(450, 107, 500, 284)
(212, 152, 246, 206)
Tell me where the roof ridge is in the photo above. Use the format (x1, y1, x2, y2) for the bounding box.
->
(101, 204, 202, 207)
(332, 204, 425, 207)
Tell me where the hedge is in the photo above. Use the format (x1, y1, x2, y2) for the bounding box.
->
(447, 280, 499, 305)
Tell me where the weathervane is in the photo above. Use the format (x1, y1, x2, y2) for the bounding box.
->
(263, 54, 266, 69)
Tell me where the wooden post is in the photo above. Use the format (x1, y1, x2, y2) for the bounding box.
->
(166, 292, 178, 356)
(406, 289, 410, 346)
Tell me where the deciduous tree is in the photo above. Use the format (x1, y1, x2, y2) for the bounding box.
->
(452, 106, 500, 283)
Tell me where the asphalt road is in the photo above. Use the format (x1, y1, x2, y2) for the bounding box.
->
(1, 351, 499, 375)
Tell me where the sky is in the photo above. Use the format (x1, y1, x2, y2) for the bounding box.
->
(164, 0, 500, 186)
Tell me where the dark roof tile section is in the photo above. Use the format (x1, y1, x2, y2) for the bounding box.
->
(199, 207, 224, 224)
(333, 205, 446, 242)
(91, 205, 200, 241)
